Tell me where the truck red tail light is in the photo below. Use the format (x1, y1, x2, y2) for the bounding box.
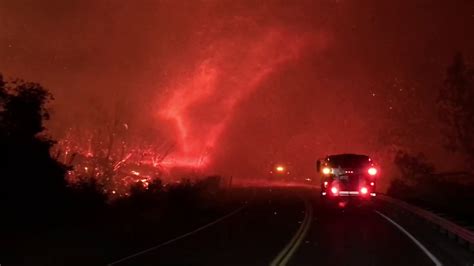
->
(370, 181, 375, 186)
(331, 186, 338, 195)
(360, 187, 368, 195)
(368, 167, 377, 176)
(323, 181, 328, 187)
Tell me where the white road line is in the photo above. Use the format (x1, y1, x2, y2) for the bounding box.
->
(270, 198, 313, 266)
(107, 204, 247, 266)
(375, 210, 443, 266)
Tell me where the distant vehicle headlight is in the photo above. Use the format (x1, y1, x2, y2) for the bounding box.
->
(275, 165, 285, 172)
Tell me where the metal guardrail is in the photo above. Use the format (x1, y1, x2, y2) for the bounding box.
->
(377, 194, 474, 251)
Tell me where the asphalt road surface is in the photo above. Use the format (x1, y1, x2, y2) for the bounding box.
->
(107, 187, 474, 266)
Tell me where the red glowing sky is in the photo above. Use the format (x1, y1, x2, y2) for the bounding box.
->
(0, 0, 473, 185)
(157, 27, 326, 169)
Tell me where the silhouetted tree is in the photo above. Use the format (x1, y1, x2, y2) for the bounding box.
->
(68, 176, 107, 210)
(438, 53, 474, 166)
(0, 74, 66, 215)
(393, 150, 435, 185)
(388, 150, 435, 199)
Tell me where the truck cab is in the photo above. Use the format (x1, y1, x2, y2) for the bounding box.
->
(317, 154, 378, 200)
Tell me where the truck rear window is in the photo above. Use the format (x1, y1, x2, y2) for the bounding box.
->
(326, 155, 371, 168)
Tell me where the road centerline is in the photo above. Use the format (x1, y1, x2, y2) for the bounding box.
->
(270, 197, 313, 266)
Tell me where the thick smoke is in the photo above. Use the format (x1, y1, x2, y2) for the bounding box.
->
(1, 1, 473, 189)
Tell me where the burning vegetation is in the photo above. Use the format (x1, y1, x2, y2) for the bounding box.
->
(52, 131, 219, 198)
(52, 132, 174, 198)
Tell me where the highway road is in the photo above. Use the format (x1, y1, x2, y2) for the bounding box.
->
(107, 187, 474, 266)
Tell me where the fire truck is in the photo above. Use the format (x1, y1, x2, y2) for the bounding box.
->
(317, 154, 378, 202)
